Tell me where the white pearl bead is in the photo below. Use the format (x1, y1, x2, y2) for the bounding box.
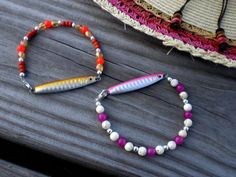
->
(170, 79, 178, 87)
(18, 58, 24, 62)
(19, 72, 25, 77)
(102, 120, 111, 129)
(155, 145, 164, 155)
(184, 119, 193, 127)
(178, 130, 187, 138)
(23, 36, 28, 41)
(179, 91, 188, 99)
(110, 132, 119, 141)
(138, 147, 147, 156)
(96, 105, 104, 113)
(167, 141, 176, 150)
(124, 142, 133, 152)
(183, 103, 192, 111)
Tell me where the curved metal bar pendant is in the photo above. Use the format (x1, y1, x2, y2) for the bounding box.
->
(107, 73, 164, 95)
(33, 76, 98, 94)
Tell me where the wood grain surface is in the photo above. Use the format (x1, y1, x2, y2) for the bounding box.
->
(0, 160, 48, 177)
(0, 0, 235, 177)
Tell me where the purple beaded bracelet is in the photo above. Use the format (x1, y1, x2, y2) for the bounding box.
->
(95, 73, 193, 157)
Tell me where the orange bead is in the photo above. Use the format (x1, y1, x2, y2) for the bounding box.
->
(80, 26, 89, 34)
(96, 57, 105, 65)
(16, 45, 26, 52)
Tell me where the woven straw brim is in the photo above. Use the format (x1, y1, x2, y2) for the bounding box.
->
(145, 0, 236, 40)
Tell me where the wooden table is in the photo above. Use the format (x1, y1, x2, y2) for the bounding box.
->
(0, 0, 235, 176)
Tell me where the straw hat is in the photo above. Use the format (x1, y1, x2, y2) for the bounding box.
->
(94, 0, 236, 68)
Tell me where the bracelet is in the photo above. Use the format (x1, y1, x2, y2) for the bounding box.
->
(17, 20, 104, 94)
(95, 73, 193, 157)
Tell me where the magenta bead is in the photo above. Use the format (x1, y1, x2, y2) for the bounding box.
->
(184, 111, 192, 119)
(174, 136, 184, 145)
(147, 147, 156, 157)
(176, 83, 185, 93)
(117, 137, 126, 148)
(98, 113, 107, 122)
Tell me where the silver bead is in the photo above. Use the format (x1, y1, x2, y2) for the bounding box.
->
(183, 99, 188, 104)
(23, 36, 28, 41)
(163, 145, 169, 151)
(58, 20, 62, 25)
(183, 126, 189, 131)
(95, 101, 101, 106)
(167, 77, 172, 82)
(133, 146, 139, 152)
(19, 72, 25, 77)
(97, 70, 102, 75)
(96, 48, 101, 53)
(106, 128, 113, 134)
(34, 26, 39, 31)
(18, 58, 24, 62)
(90, 36, 95, 40)
(72, 22, 75, 27)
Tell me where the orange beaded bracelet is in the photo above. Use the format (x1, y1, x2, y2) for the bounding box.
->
(17, 20, 105, 94)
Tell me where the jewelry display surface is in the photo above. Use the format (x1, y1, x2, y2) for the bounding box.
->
(0, 0, 235, 177)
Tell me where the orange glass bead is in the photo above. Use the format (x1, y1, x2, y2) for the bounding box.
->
(17, 45, 26, 52)
(80, 26, 89, 34)
(96, 57, 105, 65)
(45, 20, 52, 28)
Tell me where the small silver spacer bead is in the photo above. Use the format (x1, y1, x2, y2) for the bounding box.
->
(34, 26, 39, 31)
(167, 77, 172, 82)
(97, 70, 102, 75)
(183, 99, 188, 104)
(106, 128, 113, 134)
(183, 126, 189, 131)
(58, 20, 62, 25)
(96, 48, 101, 53)
(133, 146, 139, 152)
(72, 23, 76, 27)
(18, 58, 24, 62)
(95, 101, 101, 106)
(23, 36, 28, 41)
(19, 72, 25, 77)
(163, 145, 169, 151)
(90, 36, 95, 40)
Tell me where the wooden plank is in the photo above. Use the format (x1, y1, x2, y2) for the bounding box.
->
(0, 0, 235, 177)
(0, 160, 48, 177)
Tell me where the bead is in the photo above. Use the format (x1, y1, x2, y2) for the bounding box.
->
(96, 48, 101, 53)
(20, 40, 28, 47)
(34, 26, 39, 30)
(85, 31, 93, 38)
(90, 36, 95, 40)
(44, 20, 52, 28)
(184, 119, 192, 127)
(38, 22, 46, 30)
(18, 52, 25, 59)
(124, 142, 133, 152)
(16, 45, 26, 52)
(138, 147, 147, 156)
(179, 91, 188, 99)
(95, 101, 101, 106)
(106, 128, 113, 134)
(183, 126, 189, 131)
(183, 103, 192, 111)
(155, 145, 164, 155)
(110, 132, 119, 141)
(52, 21, 59, 27)
(167, 141, 176, 150)
(117, 137, 126, 148)
(170, 79, 178, 87)
(96, 52, 103, 58)
(163, 145, 169, 151)
(96, 57, 105, 65)
(23, 36, 28, 41)
(174, 135, 184, 145)
(96, 105, 104, 113)
(133, 146, 139, 152)
(18, 58, 24, 62)
(62, 21, 73, 27)
(101, 120, 111, 129)
(184, 111, 192, 119)
(183, 99, 188, 104)
(178, 130, 187, 138)
(26, 29, 37, 39)
(176, 83, 185, 93)
(147, 147, 156, 157)
(58, 20, 62, 25)
(80, 26, 89, 34)
(19, 72, 25, 77)
(97, 70, 102, 75)
(98, 113, 107, 122)
(72, 23, 75, 27)
(96, 64, 104, 72)
(167, 77, 172, 82)
(18, 61, 26, 73)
